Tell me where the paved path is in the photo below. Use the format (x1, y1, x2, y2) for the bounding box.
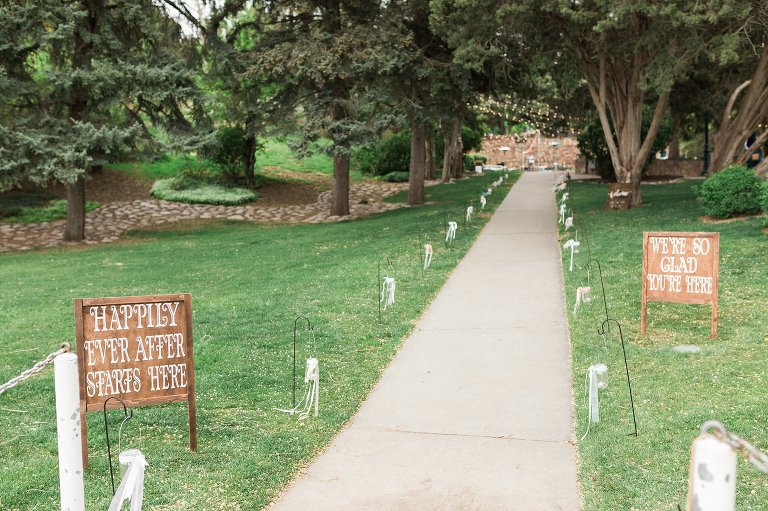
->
(269, 172, 581, 510)
(0, 181, 408, 253)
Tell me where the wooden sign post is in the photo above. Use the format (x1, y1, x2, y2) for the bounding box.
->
(74, 294, 197, 467)
(642, 232, 720, 338)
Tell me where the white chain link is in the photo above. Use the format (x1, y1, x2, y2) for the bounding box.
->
(0, 343, 71, 396)
(701, 420, 768, 474)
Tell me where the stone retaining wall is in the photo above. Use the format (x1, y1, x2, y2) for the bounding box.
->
(481, 134, 580, 170)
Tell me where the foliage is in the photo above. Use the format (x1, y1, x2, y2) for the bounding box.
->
(468, 154, 488, 163)
(563, 179, 768, 510)
(0, 172, 518, 510)
(209, 126, 262, 180)
(381, 171, 410, 182)
(0, 199, 100, 223)
(699, 164, 765, 218)
(461, 125, 484, 153)
(577, 109, 673, 181)
(355, 132, 411, 176)
(150, 177, 258, 205)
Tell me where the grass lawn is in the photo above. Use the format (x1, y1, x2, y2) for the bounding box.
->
(0, 171, 518, 510)
(562, 179, 768, 510)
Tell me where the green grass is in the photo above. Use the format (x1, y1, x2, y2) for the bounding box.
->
(0, 171, 519, 510)
(0, 199, 100, 223)
(105, 155, 202, 181)
(561, 179, 768, 511)
(258, 139, 361, 180)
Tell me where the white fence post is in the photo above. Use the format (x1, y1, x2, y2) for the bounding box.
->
(54, 352, 85, 511)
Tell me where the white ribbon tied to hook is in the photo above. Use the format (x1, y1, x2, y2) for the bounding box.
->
(445, 221, 457, 243)
(381, 277, 396, 310)
(423, 243, 433, 270)
(553, 181, 567, 192)
(563, 239, 580, 271)
(486, 188, 492, 196)
(480, 196, 487, 209)
(504, 173, 508, 180)
(559, 204, 566, 224)
(466, 206, 473, 222)
(564, 216, 574, 230)
(560, 192, 569, 205)
(299, 358, 320, 420)
(108, 451, 148, 511)
(573, 286, 592, 314)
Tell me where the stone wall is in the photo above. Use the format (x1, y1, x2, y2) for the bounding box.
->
(481, 134, 580, 170)
(646, 159, 704, 177)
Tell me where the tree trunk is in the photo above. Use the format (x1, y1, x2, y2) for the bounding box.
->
(669, 114, 681, 160)
(64, 176, 86, 242)
(450, 117, 463, 180)
(408, 121, 426, 205)
(710, 47, 768, 173)
(331, 153, 350, 216)
(425, 126, 436, 180)
(441, 120, 453, 183)
(244, 134, 257, 189)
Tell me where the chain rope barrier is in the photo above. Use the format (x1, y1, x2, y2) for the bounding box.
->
(701, 420, 768, 475)
(0, 343, 71, 396)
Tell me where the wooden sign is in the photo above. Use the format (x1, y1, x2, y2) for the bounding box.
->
(641, 232, 719, 338)
(74, 294, 196, 466)
(606, 184, 633, 210)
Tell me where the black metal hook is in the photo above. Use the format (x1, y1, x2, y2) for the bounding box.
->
(585, 258, 610, 324)
(103, 396, 132, 495)
(292, 316, 314, 409)
(598, 318, 639, 437)
(378, 256, 393, 324)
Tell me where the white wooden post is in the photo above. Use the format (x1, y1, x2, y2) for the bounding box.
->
(687, 434, 736, 511)
(54, 353, 85, 511)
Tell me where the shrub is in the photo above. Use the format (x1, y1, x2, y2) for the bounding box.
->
(381, 171, 409, 182)
(699, 164, 765, 219)
(354, 131, 411, 176)
(151, 177, 258, 205)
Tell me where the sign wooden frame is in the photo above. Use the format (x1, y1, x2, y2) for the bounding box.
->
(74, 294, 197, 467)
(641, 232, 719, 338)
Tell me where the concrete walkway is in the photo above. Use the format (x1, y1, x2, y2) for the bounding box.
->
(270, 172, 581, 511)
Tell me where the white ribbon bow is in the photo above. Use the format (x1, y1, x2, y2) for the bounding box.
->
(573, 286, 592, 314)
(108, 452, 148, 511)
(423, 243, 433, 270)
(445, 221, 457, 243)
(480, 196, 487, 209)
(560, 192, 569, 205)
(466, 206, 473, 222)
(564, 216, 574, 230)
(559, 204, 566, 224)
(563, 239, 580, 271)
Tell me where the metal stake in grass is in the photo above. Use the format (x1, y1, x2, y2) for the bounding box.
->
(378, 257, 394, 324)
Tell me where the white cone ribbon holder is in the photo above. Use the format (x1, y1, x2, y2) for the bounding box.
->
(466, 206, 473, 223)
(381, 276, 396, 310)
(563, 239, 580, 272)
(445, 221, 457, 243)
(480, 196, 487, 209)
(573, 286, 592, 314)
(687, 423, 737, 511)
(108, 451, 148, 511)
(565, 215, 574, 230)
(423, 243, 433, 271)
(581, 363, 608, 440)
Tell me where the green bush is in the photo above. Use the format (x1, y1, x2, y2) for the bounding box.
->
(381, 171, 409, 182)
(355, 131, 411, 176)
(151, 177, 258, 205)
(700, 164, 765, 218)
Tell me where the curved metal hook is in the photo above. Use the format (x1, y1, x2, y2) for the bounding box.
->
(598, 318, 638, 437)
(585, 258, 610, 324)
(103, 396, 132, 495)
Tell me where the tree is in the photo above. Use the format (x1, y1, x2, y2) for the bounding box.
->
(512, 0, 754, 206)
(0, 0, 207, 241)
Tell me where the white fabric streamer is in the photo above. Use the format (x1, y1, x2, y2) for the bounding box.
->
(560, 192, 569, 205)
(466, 206, 473, 222)
(581, 364, 608, 440)
(480, 196, 487, 209)
(381, 277, 396, 310)
(573, 286, 592, 314)
(564, 216, 574, 230)
(486, 188, 492, 196)
(108, 451, 148, 511)
(423, 243, 433, 270)
(275, 358, 320, 419)
(553, 182, 567, 192)
(559, 204, 566, 224)
(445, 221, 457, 243)
(504, 173, 508, 180)
(563, 239, 580, 271)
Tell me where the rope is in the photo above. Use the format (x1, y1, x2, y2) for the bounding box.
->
(0, 343, 70, 396)
(702, 420, 768, 474)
